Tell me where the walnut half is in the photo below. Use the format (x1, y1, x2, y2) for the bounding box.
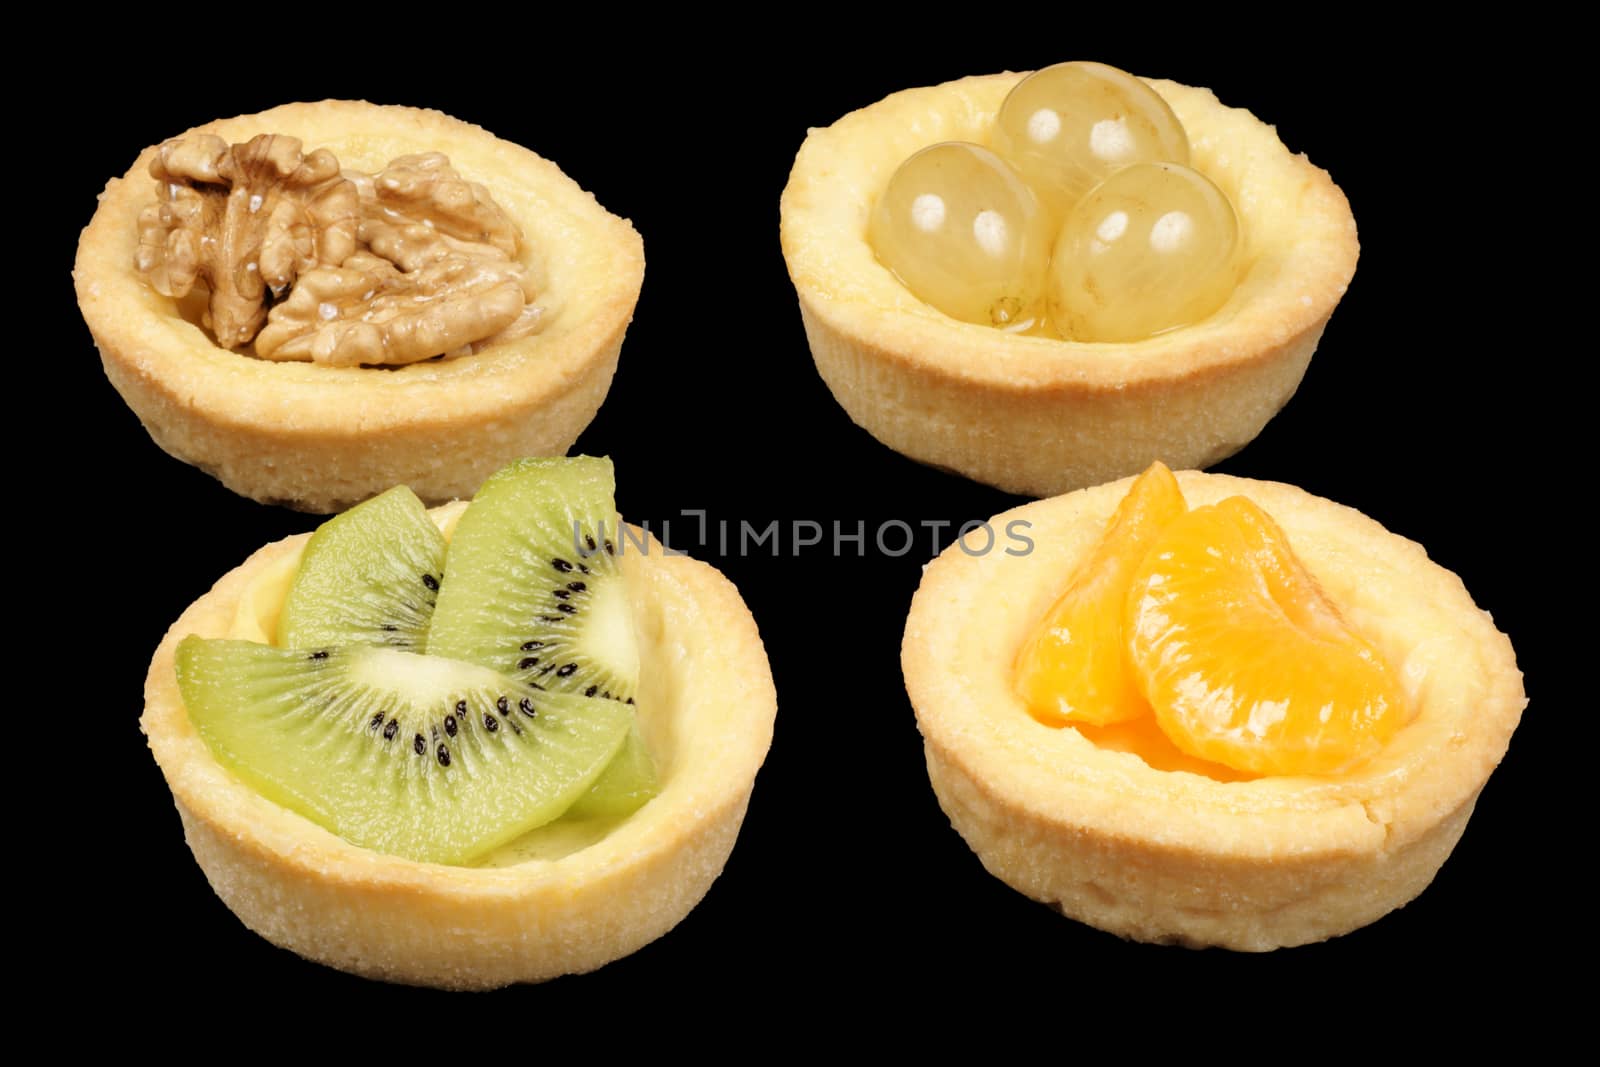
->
(253, 252, 529, 366)
(369, 152, 522, 258)
(136, 135, 547, 366)
(135, 134, 359, 348)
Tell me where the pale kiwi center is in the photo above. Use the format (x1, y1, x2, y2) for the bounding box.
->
(580, 578, 640, 687)
(346, 646, 504, 701)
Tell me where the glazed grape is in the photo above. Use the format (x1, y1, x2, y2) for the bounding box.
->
(869, 141, 1051, 328)
(1049, 162, 1240, 343)
(993, 62, 1189, 221)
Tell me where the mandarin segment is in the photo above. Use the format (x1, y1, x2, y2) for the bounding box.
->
(1125, 496, 1407, 776)
(1014, 462, 1187, 726)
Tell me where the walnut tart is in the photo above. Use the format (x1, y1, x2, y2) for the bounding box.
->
(76, 101, 644, 512)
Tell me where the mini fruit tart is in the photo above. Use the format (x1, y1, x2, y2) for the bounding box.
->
(780, 69, 1357, 496)
(76, 101, 644, 513)
(903, 466, 1524, 949)
(141, 457, 776, 988)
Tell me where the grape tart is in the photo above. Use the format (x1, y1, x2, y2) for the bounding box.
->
(780, 72, 1358, 497)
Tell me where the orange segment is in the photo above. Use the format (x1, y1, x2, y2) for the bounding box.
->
(1125, 497, 1407, 776)
(1014, 462, 1187, 726)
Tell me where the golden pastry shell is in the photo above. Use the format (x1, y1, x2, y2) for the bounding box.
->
(902, 471, 1524, 949)
(780, 74, 1359, 497)
(76, 101, 645, 513)
(142, 514, 776, 989)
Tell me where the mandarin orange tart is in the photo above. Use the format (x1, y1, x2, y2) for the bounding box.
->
(781, 63, 1357, 496)
(142, 457, 776, 988)
(76, 101, 645, 513)
(905, 466, 1525, 949)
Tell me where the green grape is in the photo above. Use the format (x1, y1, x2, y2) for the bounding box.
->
(993, 61, 1189, 222)
(1049, 162, 1240, 343)
(868, 141, 1050, 328)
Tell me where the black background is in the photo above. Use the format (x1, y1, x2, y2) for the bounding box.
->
(54, 26, 1545, 1016)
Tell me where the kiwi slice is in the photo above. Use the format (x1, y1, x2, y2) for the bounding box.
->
(428, 456, 655, 813)
(277, 485, 446, 652)
(564, 726, 655, 819)
(177, 637, 631, 865)
(429, 456, 640, 702)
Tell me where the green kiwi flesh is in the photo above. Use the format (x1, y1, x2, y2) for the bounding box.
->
(429, 457, 638, 700)
(564, 725, 655, 819)
(176, 637, 630, 866)
(428, 456, 655, 809)
(277, 485, 446, 652)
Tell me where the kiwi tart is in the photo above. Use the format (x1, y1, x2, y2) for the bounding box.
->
(143, 456, 777, 987)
